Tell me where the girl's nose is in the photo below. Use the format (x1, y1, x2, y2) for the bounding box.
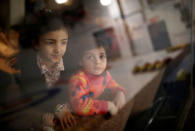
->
(54, 44, 60, 54)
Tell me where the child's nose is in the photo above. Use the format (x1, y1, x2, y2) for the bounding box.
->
(95, 57, 101, 64)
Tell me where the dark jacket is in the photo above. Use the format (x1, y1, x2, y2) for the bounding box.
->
(7, 49, 70, 130)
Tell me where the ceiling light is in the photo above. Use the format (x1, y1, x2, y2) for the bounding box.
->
(55, 0, 68, 4)
(100, 0, 113, 6)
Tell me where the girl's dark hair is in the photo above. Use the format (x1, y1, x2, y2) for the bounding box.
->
(19, 12, 69, 49)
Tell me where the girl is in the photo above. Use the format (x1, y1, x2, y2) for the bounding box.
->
(17, 12, 76, 130)
(69, 41, 126, 116)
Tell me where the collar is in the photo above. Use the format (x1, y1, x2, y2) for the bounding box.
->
(36, 54, 64, 74)
(82, 70, 107, 79)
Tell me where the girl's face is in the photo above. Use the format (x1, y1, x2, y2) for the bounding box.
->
(81, 47, 107, 75)
(38, 28, 68, 64)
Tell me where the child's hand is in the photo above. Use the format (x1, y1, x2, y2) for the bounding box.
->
(108, 101, 118, 115)
(55, 104, 77, 129)
(42, 113, 55, 127)
(113, 91, 126, 109)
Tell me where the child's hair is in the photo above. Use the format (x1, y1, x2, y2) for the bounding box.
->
(79, 40, 109, 61)
(19, 12, 70, 49)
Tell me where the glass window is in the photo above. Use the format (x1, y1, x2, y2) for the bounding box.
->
(0, 0, 193, 130)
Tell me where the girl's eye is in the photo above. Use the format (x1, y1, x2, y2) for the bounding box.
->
(62, 41, 68, 45)
(46, 41, 55, 45)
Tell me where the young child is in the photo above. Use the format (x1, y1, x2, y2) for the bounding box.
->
(69, 42, 126, 116)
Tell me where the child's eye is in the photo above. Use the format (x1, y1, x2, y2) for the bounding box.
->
(87, 55, 93, 60)
(100, 54, 106, 59)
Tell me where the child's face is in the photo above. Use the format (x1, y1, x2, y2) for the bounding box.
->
(81, 47, 107, 75)
(38, 28, 68, 64)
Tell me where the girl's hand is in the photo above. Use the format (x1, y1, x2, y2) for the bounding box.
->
(108, 101, 118, 115)
(55, 104, 77, 129)
(113, 91, 126, 109)
(42, 113, 55, 127)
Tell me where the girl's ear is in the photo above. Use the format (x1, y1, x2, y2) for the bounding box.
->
(32, 40, 39, 51)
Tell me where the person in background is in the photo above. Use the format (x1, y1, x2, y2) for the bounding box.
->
(68, 41, 126, 116)
(0, 28, 20, 108)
